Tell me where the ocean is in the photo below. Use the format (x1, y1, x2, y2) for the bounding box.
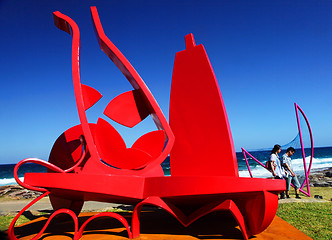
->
(1, 146, 332, 186)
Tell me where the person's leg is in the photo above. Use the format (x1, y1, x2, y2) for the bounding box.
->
(285, 176, 291, 198)
(292, 175, 301, 199)
(275, 176, 285, 199)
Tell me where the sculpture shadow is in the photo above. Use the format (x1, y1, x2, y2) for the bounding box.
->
(10, 209, 245, 239)
(22, 210, 53, 221)
(138, 209, 244, 239)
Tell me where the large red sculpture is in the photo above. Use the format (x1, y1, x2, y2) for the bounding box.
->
(9, 7, 285, 240)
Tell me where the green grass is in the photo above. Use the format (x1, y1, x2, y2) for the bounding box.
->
(285, 187, 332, 201)
(308, 187, 332, 201)
(277, 202, 332, 240)
(0, 214, 30, 232)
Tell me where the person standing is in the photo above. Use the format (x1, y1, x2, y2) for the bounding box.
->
(267, 144, 286, 199)
(282, 147, 301, 199)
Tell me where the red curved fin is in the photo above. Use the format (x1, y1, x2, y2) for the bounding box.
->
(95, 118, 126, 156)
(95, 118, 152, 169)
(132, 130, 165, 158)
(104, 90, 149, 128)
(81, 84, 102, 110)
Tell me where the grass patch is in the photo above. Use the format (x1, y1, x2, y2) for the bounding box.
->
(286, 187, 332, 201)
(104, 207, 128, 212)
(277, 202, 332, 240)
(0, 214, 30, 232)
(308, 187, 332, 201)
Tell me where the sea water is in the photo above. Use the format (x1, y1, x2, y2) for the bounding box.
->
(1, 147, 331, 186)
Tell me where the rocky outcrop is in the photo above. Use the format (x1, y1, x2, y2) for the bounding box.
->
(297, 167, 332, 187)
(0, 185, 42, 200)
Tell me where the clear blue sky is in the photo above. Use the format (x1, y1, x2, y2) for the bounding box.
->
(1, 0, 332, 164)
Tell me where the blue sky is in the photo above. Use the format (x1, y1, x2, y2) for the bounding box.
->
(1, 0, 332, 164)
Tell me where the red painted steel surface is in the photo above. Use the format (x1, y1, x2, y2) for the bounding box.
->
(9, 6, 286, 240)
(104, 90, 150, 128)
(89, 6, 174, 175)
(170, 34, 238, 177)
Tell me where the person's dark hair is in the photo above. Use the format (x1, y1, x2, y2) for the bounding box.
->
(286, 147, 295, 153)
(271, 144, 281, 154)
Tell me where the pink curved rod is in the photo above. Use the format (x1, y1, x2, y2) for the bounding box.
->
(53, 11, 101, 165)
(242, 148, 311, 196)
(295, 103, 313, 196)
(76, 212, 132, 239)
(241, 148, 269, 178)
(241, 147, 310, 196)
(90, 6, 175, 173)
(8, 192, 80, 240)
(242, 148, 253, 178)
(242, 103, 313, 196)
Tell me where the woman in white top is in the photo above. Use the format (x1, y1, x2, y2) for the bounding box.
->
(267, 144, 286, 199)
(268, 144, 284, 178)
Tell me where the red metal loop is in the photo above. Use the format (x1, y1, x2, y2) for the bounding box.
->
(8, 192, 79, 240)
(77, 212, 133, 239)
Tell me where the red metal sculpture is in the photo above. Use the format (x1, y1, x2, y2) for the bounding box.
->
(9, 6, 285, 240)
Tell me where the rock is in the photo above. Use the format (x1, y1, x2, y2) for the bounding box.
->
(10, 196, 21, 200)
(0, 185, 42, 200)
(325, 171, 332, 178)
(313, 181, 330, 187)
(311, 173, 324, 178)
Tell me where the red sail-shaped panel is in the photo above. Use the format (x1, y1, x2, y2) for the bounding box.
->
(104, 90, 149, 128)
(169, 34, 238, 177)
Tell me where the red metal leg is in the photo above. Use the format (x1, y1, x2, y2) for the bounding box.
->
(49, 195, 84, 217)
(131, 197, 188, 238)
(132, 196, 251, 239)
(236, 190, 278, 236)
